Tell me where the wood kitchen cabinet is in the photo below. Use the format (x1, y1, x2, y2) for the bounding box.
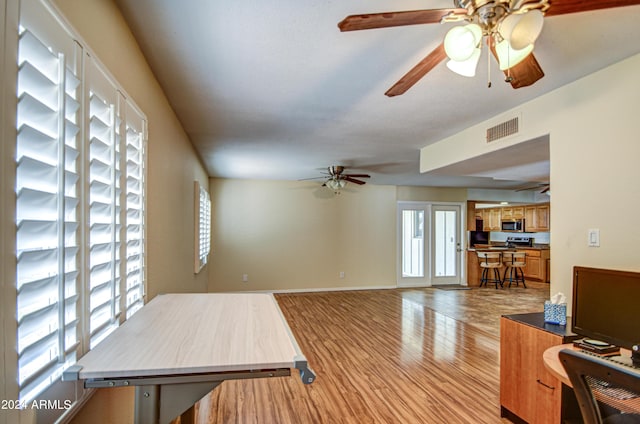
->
(500, 314, 580, 423)
(501, 206, 523, 221)
(474, 203, 547, 232)
(467, 251, 480, 286)
(525, 203, 550, 232)
(484, 208, 501, 231)
(520, 248, 550, 282)
(512, 206, 525, 219)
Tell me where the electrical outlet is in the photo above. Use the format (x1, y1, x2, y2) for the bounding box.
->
(339, 271, 345, 279)
(242, 274, 248, 282)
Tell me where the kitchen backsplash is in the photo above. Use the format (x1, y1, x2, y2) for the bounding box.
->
(490, 231, 550, 245)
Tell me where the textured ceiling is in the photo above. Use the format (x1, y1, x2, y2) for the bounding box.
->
(114, 0, 640, 188)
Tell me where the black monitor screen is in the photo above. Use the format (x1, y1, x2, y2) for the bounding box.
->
(572, 266, 640, 349)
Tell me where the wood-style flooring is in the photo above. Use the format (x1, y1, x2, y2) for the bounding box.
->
(191, 282, 549, 423)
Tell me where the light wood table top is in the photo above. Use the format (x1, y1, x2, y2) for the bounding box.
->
(75, 293, 301, 379)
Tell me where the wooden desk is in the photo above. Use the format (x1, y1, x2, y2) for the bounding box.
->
(543, 343, 633, 386)
(64, 293, 315, 424)
(544, 344, 640, 416)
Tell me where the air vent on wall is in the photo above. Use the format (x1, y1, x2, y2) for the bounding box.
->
(486, 116, 519, 142)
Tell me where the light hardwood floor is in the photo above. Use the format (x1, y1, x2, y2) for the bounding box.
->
(192, 283, 549, 423)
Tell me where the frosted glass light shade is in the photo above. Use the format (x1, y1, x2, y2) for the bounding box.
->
(326, 179, 346, 190)
(499, 10, 544, 50)
(444, 24, 482, 62)
(495, 39, 534, 70)
(446, 48, 481, 77)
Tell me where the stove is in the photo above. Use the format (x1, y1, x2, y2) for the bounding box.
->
(506, 236, 533, 248)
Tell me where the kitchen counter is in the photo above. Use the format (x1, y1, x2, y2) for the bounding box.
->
(467, 246, 551, 285)
(468, 245, 550, 251)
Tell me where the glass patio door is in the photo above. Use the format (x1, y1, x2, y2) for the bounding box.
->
(397, 202, 463, 287)
(431, 205, 462, 285)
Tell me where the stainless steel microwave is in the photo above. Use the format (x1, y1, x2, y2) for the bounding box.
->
(501, 219, 524, 232)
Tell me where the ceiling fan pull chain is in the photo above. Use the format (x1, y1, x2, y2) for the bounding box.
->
(505, 41, 514, 83)
(487, 37, 492, 88)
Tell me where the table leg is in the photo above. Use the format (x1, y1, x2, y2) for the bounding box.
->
(135, 385, 159, 424)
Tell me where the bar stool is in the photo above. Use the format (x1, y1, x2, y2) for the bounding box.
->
(477, 251, 503, 289)
(502, 251, 527, 288)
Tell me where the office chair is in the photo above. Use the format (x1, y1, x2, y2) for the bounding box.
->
(559, 349, 640, 424)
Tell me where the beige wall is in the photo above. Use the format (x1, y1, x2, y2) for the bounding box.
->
(209, 179, 397, 292)
(208, 179, 470, 292)
(420, 53, 640, 309)
(53, 0, 210, 298)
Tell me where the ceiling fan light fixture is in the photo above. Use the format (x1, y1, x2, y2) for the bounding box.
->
(499, 9, 544, 51)
(496, 38, 534, 70)
(446, 47, 481, 77)
(444, 23, 482, 62)
(326, 178, 346, 191)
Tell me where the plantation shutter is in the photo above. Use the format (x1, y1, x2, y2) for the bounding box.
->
(15, 1, 81, 402)
(87, 58, 121, 349)
(13, 0, 147, 402)
(123, 102, 146, 318)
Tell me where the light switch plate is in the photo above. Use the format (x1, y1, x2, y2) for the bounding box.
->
(588, 229, 600, 247)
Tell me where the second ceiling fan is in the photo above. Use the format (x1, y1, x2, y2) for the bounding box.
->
(338, 0, 640, 96)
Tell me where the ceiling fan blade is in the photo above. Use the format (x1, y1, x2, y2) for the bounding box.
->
(344, 174, 370, 178)
(385, 43, 447, 97)
(344, 177, 367, 185)
(489, 39, 544, 89)
(545, 0, 640, 17)
(505, 53, 545, 88)
(338, 8, 466, 32)
(298, 176, 328, 181)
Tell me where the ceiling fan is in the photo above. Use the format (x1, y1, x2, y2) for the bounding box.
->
(338, 0, 640, 96)
(516, 182, 550, 194)
(302, 166, 371, 192)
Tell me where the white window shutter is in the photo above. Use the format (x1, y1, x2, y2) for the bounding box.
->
(15, 18, 81, 402)
(87, 58, 121, 349)
(123, 100, 146, 318)
(13, 0, 147, 403)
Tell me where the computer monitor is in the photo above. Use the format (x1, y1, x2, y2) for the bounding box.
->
(572, 266, 640, 349)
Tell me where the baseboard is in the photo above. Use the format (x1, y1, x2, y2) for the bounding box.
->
(56, 388, 95, 424)
(231, 285, 398, 294)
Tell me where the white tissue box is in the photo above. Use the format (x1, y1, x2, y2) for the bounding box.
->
(544, 301, 567, 325)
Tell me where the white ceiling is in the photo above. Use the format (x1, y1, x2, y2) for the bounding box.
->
(114, 0, 640, 189)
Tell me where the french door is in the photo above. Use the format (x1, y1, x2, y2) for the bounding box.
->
(397, 202, 463, 287)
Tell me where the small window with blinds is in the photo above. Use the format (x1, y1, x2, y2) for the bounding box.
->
(194, 181, 211, 273)
(13, 0, 147, 403)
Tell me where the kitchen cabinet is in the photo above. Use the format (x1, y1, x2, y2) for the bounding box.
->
(467, 251, 480, 286)
(520, 248, 550, 282)
(536, 204, 550, 231)
(466, 201, 482, 231)
(484, 208, 501, 231)
(512, 206, 524, 219)
(501, 206, 523, 220)
(500, 314, 579, 423)
(474, 203, 547, 232)
(525, 203, 550, 232)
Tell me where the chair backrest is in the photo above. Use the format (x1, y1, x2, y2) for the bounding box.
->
(559, 348, 640, 424)
(476, 251, 501, 267)
(503, 251, 526, 266)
